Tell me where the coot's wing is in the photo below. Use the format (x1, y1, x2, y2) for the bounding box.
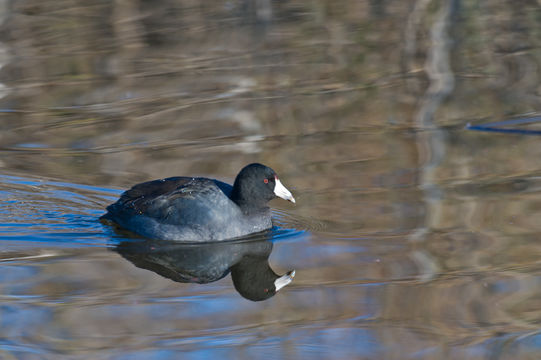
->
(102, 177, 191, 219)
(102, 177, 235, 226)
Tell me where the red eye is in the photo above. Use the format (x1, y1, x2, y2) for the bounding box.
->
(264, 178, 269, 184)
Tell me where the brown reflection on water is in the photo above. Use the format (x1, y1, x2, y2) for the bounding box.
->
(2, 0, 541, 358)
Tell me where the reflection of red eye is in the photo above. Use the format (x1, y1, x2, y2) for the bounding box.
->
(264, 178, 269, 184)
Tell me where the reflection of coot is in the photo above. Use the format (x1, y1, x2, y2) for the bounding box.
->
(114, 237, 295, 301)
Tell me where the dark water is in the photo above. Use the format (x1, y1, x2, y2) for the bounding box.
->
(2, 1, 541, 359)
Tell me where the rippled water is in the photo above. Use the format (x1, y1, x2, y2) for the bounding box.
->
(3, 0, 541, 359)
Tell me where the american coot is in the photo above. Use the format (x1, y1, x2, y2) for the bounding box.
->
(114, 238, 295, 301)
(101, 163, 295, 241)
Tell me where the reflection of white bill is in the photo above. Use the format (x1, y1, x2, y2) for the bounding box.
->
(275, 270, 296, 291)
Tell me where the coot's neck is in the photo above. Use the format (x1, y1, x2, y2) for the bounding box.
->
(230, 183, 269, 215)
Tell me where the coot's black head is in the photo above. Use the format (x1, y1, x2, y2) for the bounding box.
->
(231, 163, 295, 210)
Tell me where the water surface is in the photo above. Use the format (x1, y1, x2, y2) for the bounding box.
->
(2, 1, 541, 359)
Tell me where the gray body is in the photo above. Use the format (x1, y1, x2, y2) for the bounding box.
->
(101, 177, 272, 241)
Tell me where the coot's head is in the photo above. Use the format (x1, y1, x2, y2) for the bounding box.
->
(231, 163, 295, 208)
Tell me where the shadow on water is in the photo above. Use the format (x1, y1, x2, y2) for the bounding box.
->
(112, 231, 296, 302)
